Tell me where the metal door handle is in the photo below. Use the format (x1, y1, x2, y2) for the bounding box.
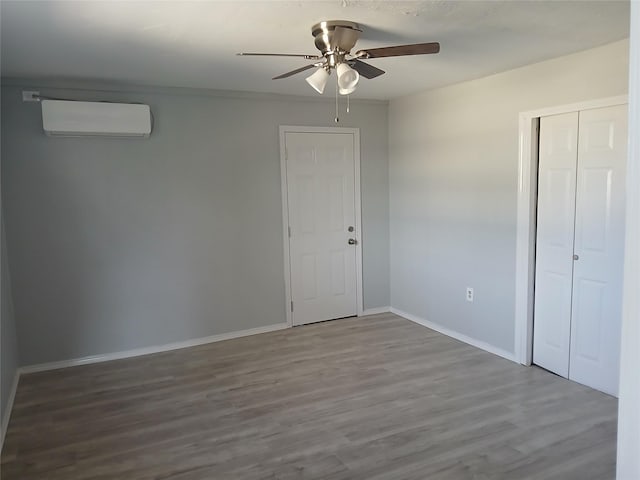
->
(348, 238, 357, 245)
(573, 254, 579, 260)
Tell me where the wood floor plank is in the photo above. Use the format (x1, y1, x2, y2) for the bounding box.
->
(1, 314, 617, 479)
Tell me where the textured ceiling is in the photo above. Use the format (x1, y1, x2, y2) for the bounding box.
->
(0, 0, 630, 100)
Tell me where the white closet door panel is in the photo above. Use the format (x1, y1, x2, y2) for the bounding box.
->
(569, 104, 627, 396)
(533, 112, 579, 377)
(286, 132, 357, 325)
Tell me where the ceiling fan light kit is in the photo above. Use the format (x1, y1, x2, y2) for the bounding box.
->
(239, 20, 439, 119)
(336, 63, 360, 92)
(305, 67, 330, 94)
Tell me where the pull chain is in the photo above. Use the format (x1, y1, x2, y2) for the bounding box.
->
(346, 94, 350, 113)
(334, 74, 339, 123)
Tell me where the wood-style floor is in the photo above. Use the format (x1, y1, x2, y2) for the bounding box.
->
(1, 314, 618, 480)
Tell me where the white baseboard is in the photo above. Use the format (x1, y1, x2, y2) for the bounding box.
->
(19, 322, 289, 375)
(361, 306, 391, 316)
(1, 371, 20, 452)
(390, 307, 517, 363)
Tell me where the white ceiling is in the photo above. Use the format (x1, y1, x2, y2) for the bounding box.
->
(0, 1, 630, 100)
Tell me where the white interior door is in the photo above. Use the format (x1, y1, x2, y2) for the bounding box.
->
(569, 104, 627, 396)
(533, 112, 579, 377)
(284, 131, 358, 326)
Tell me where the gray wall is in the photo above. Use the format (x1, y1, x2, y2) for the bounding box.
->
(1, 84, 389, 365)
(1, 217, 19, 437)
(389, 40, 629, 354)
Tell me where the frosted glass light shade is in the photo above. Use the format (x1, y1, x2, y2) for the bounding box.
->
(305, 68, 330, 94)
(337, 63, 359, 91)
(339, 86, 356, 95)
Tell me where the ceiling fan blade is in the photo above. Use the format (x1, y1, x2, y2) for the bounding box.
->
(356, 42, 440, 59)
(272, 63, 317, 80)
(237, 52, 321, 60)
(352, 59, 385, 79)
(332, 26, 361, 52)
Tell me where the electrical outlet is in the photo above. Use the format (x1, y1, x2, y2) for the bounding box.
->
(466, 287, 474, 302)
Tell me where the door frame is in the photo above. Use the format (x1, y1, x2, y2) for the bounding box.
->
(514, 95, 628, 365)
(279, 125, 363, 327)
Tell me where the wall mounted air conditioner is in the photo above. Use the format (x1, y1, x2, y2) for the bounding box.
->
(41, 100, 152, 138)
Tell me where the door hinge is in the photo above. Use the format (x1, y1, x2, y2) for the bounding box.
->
(291, 301, 294, 312)
(288, 226, 292, 238)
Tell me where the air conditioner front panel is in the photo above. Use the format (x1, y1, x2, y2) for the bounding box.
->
(41, 100, 152, 137)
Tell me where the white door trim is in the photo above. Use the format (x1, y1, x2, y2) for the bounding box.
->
(514, 95, 628, 365)
(279, 125, 363, 327)
(617, 4, 640, 476)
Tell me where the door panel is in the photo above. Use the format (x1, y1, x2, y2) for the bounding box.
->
(285, 132, 357, 325)
(578, 168, 612, 251)
(569, 104, 627, 396)
(533, 112, 579, 377)
(572, 278, 606, 361)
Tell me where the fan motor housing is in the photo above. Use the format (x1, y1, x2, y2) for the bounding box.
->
(311, 20, 361, 55)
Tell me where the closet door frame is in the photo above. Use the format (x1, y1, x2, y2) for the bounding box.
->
(514, 95, 628, 366)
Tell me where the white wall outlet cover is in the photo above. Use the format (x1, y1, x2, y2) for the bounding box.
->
(466, 287, 474, 302)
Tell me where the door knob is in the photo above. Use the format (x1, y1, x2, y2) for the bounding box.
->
(573, 254, 579, 260)
(348, 238, 357, 245)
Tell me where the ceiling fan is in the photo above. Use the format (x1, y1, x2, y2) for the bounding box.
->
(238, 20, 440, 96)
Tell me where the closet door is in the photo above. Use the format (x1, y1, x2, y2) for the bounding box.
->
(569, 104, 627, 396)
(533, 112, 579, 377)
